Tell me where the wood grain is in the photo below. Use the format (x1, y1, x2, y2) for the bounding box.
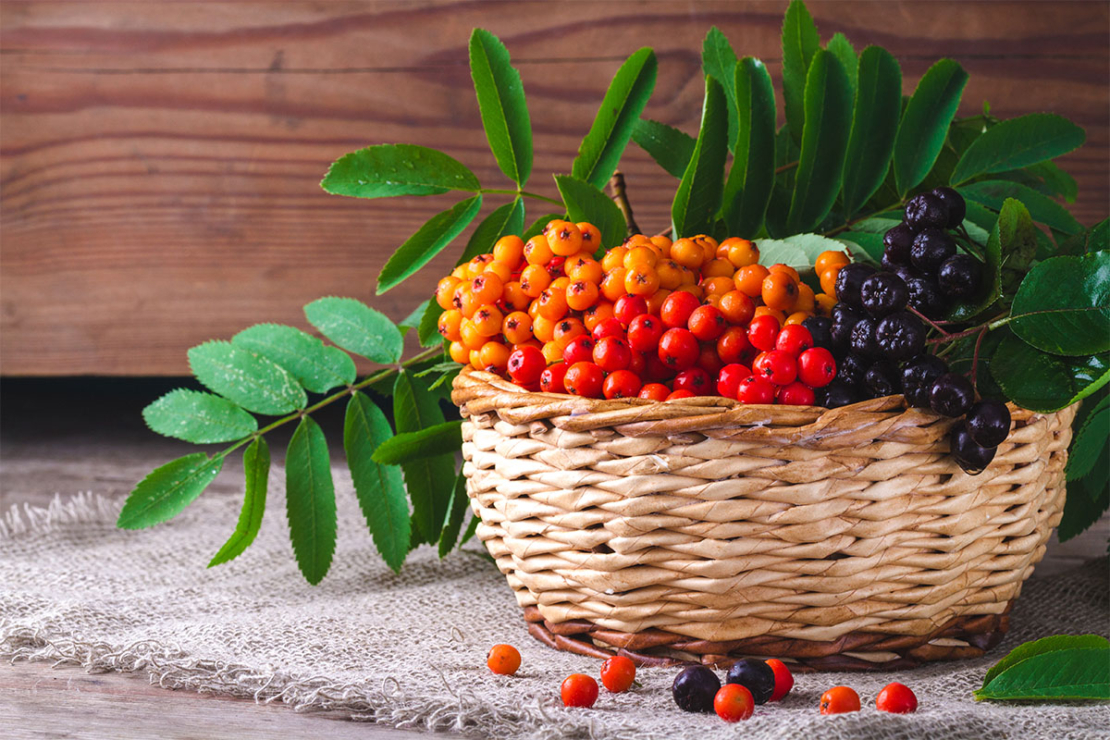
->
(2, 1, 1107, 375)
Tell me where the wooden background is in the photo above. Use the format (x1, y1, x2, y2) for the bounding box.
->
(2, 1, 1107, 376)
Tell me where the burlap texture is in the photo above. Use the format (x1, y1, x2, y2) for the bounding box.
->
(1, 473, 1107, 740)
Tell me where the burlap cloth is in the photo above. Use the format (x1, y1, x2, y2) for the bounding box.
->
(2, 466, 1108, 740)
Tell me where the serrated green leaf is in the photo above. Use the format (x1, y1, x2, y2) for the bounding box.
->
(554, 175, 626, 250)
(345, 392, 410, 573)
(975, 647, 1110, 701)
(672, 76, 728, 238)
(781, 0, 821, 143)
(522, 212, 565, 242)
(372, 421, 462, 466)
(982, 635, 1109, 689)
(232, 324, 355, 394)
(376, 195, 483, 294)
(438, 471, 469, 558)
(1067, 395, 1109, 482)
(188, 341, 306, 416)
(841, 46, 902, 216)
(951, 114, 1085, 186)
(285, 416, 336, 585)
(787, 50, 853, 233)
(702, 28, 739, 152)
(304, 297, 403, 364)
(393, 370, 456, 544)
(759, 233, 849, 267)
(118, 453, 223, 529)
(1009, 251, 1110, 356)
(1024, 160, 1079, 203)
(208, 437, 269, 567)
(320, 144, 479, 199)
(894, 59, 969, 195)
(722, 57, 776, 237)
(631, 119, 695, 178)
(572, 48, 657, 189)
(826, 33, 857, 97)
(469, 29, 532, 187)
(959, 180, 1083, 235)
(946, 200, 1009, 322)
(991, 334, 1110, 413)
(143, 389, 257, 444)
(458, 198, 525, 265)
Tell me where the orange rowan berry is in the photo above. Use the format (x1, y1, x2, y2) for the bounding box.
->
(468, 348, 483, 370)
(762, 271, 798, 312)
(675, 283, 704, 300)
(624, 234, 654, 249)
(819, 265, 841, 297)
(501, 281, 530, 311)
(524, 235, 553, 265)
(794, 282, 816, 313)
(768, 262, 800, 282)
(472, 305, 504, 337)
(467, 254, 495, 279)
(815, 292, 837, 316)
(493, 235, 525, 268)
(650, 235, 673, 255)
(703, 258, 734, 279)
(691, 234, 719, 255)
(624, 264, 660, 296)
(565, 255, 602, 284)
(678, 264, 699, 286)
(566, 280, 600, 311)
(814, 249, 850, 276)
(785, 311, 812, 326)
(702, 293, 722, 309)
(601, 246, 628, 272)
(647, 288, 670, 316)
(577, 222, 602, 254)
(553, 317, 586, 343)
(719, 290, 755, 325)
(735, 264, 770, 297)
(436, 276, 461, 310)
(460, 319, 486, 350)
(527, 299, 541, 319)
(547, 220, 583, 256)
(449, 340, 469, 364)
(722, 237, 760, 268)
(486, 644, 521, 676)
(451, 265, 469, 281)
(671, 238, 704, 269)
(600, 267, 628, 302)
(624, 245, 659, 270)
(536, 288, 568, 321)
(542, 341, 564, 365)
(550, 276, 571, 292)
(471, 272, 503, 305)
(519, 264, 551, 298)
(532, 315, 557, 343)
(656, 259, 685, 290)
(753, 306, 786, 325)
(702, 276, 735, 296)
(455, 282, 480, 318)
(502, 311, 533, 345)
(438, 309, 463, 342)
(478, 341, 510, 373)
(583, 302, 615, 331)
(483, 259, 511, 283)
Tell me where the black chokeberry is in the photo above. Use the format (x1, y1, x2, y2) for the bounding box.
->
(951, 421, 997, 475)
(904, 193, 950, 232)
(830, 303, 865, 349)
(931, 186, 966, 229)
(802, 316, 834, 351)
(820, 380, 858, 408)
(672, 666, 720, 713)
(902, 354, 948, 408)
(883, 222, 916, 264)
(930, 372, 976, 417)
(834, 263, 877, 309)
(860, 272, 909, 318)
(849, 316, 879, 356)
(725, 659, 775, 705)
(876, 311, 926, 361)
(937, 254, 982, 299)
(837, 352, 869, 387)
(865, 361, 901, 398)
(911, 229, 957, 274)
(966, 400, 1012, 447)
(906, 276, 945, 319)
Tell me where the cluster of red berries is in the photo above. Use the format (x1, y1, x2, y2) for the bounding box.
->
(435, 221, 844, 406)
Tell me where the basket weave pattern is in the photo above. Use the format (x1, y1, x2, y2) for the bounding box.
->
(453, 369, 1075, 669)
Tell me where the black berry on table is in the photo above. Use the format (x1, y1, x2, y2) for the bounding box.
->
(725, 659, 775, 705)
(672, 666, 720, 713)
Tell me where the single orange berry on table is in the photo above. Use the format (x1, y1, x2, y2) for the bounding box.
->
(601, 245, 628, 272)
(714, 683, 755, 722)
(486, 644, 521, 676)
(735, 264, 770, 297)
(501, 281, 530, 311)
(670, 238, 704, 269)
(493, 235, 524, 267)
(449, 341, 469, 364)
(761, 271, 799, 312)
(547, 220, 583, 256)
(561, 673, 600, 707)
(765, 659, 794, 702)
(467, 254, 495, 279)
(478, 341, 510, 373)
(577, 222, 602, 254)
(524, 235, 553, 265)
(719, 290, 755, 325)
(876, 682, 918, 714)
(502, 311, 533, 345)
(814, 248, 850, 276)
(519, 264, 551, 298)
(820, 686, 861, 715)
(624, 264, 660, 296)
(600, 268, 628, 302)
(722, 237, 760, 268)
(819, 265, 841, 297)
(437, 309, 463, 342)
(435, 276, 461, 310)
(599, 655, 636, 693)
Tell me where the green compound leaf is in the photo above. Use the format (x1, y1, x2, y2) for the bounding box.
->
(232, 323, 355, 394)
(1010, 251, 1110, 356)
(188, 341, 306, 416)
(118, 453, 223, 530)
(894, 59, 968, 195)
(208, 437, 269, 567)
(672, 75, 728, 238)
(438, 471, 470, 558)
(372, 421, 462, 466)
(841, 46, 902, 216)
(702, 28, 740, 152)
(631, 118, 695, 179)
(285, 416, 337, 585)
(376, 195, 483, 294)
(320, 144, 479, 199)
(982, 635, 1109, 690)
(393, 370, 456, 544)
(952, 113, 1086, 186)
(143, 389, 257, 444)
(722, 57, 776, 237)
(959, 180, 1083, 235)
(1067, 395, 1109, 482)
(991, 334, 1110, 413)
(304, 297, 403, 365)
(469, 29, 532, 187)
(554, 175, 626, 250)
(787, 50, 853, 234)
(458, 198, 525, 265)
(345, 392, 410, 573)
(572, 48, 657, 190)
(781, 0, 821, 143)
(975, 646, 1110, 702)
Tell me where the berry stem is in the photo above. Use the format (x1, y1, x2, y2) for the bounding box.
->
(481, 188, 565, 207)
(926, 312, 1009, 345)
(969, 325, 988, 392)
(608, 170, 641, 236)
(907, 306, 953, 337)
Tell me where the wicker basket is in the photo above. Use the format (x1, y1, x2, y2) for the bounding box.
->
(452, 368, 1075, 671)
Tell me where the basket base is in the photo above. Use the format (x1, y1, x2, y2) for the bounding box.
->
(523, 605, 1011, 672)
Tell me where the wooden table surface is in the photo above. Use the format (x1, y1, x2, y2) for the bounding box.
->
(2, 0, 1108, 376)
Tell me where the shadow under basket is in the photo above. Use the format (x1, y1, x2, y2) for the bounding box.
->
(452, 368, 1075, 671)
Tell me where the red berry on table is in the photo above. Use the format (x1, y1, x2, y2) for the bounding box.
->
(593, 335, 632, 372)
(561, 674, 599, 708)
(717, 325, 752, 365)
(747, 314, 780, 352)
(627, 314, 664, 352)
(673, 367, 712, 396)
(714, 683, 755, 722)
(775, 323, 814, 356)
(658, 328, 699, 371)
(639, 383, 670, 401)
(599, 655, 637, 693)
(666, 389, 695, 401)
(777, 381, 816, 406)
(687, 304, 727, 341)
(591, 317, 626, 341)
(660, 290, 701, 329)
(737, 375, 776, 404)
(603, 370, 642, 400)
(613, 294, 648, 325)
(765, 659, 794, 702)
(506, 346, 545, 386)
(564, 362, 604, 397)
(563, 335, 594, 366)
(820, 686, 861, 715)
(876, 682, 918, 714)
(797, 347, 837, 388)
(540, 362, 568, 394)
(752, 350, 798, 386)
(486, 644, 521, 676)
(717, 364, 752, 399)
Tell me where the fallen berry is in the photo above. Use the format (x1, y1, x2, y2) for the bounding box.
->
(486, 644, 521, 676)
(561, 674, 599, 708)
(820, 685, 861, 715)
(765, 659, 794, 702)
(672, 665, 720, 713)
(714, 683, 754, 722)
(725, 658, 775, 705)
(876, 682, 918, 714)
(600, 655, 636, 693)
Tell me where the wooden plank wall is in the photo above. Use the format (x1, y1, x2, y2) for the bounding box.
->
(2, 1, 1107, 376)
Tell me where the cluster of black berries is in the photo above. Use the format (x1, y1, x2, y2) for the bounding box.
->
(801, 187, 1011, 474)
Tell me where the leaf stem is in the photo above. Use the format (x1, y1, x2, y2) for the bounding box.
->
(481, 188, 564, 207)
(969, 325, 988, 392)
(608, 170, 640, 236)
(774, 160, 799, 175)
